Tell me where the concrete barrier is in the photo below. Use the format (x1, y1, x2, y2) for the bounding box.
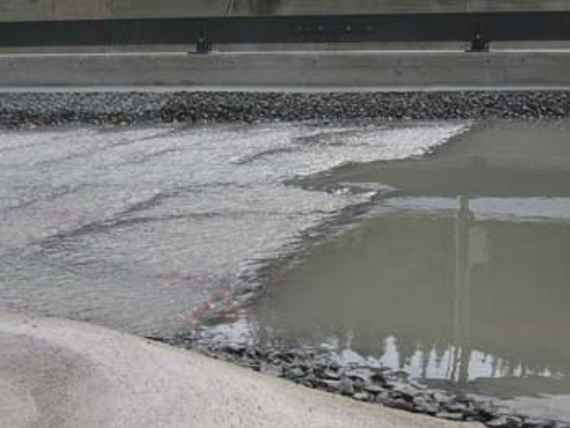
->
(2, 0, 570, 21)
(1, 50, 570, 90)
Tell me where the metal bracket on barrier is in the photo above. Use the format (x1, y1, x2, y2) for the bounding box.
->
(467, 32, 490, 52)
(195, 31, 211, 54)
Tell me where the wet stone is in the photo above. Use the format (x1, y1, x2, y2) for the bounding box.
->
(437, 412, 465, 421)
(363, 383, 385, 394)
(444, 401, 469, 413)
(286, 367, 305, 379)
(153, 320, 562, 425)
(319, 379, 342, 392)
(353, 392, 371, 402)
(339, 377, 355, 396)
(383, 398, 417, 412)
(486, 416, 521, 428)
(523, 419, 557, 428)
(432, 391, 455, 403)
(387, 382, 421, 400)
(321, 368, 341, 380)
(345, 367, 375, 382)
(413, 396, 439, 415)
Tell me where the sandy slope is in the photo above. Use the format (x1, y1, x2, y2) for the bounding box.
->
(0, 312, 483, 428)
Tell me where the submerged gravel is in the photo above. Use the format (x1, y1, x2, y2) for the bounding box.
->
(1, 91, 570, 127)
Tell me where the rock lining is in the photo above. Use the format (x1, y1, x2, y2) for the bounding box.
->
(155, 335, 569, 428)
(2, 91, 570, 128)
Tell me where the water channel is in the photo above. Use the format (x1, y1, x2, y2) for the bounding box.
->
(1, 119, 569, 420)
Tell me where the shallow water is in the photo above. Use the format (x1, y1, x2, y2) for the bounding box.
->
(0, 121, 464, 336)
(202, 120, 570, 421)
(2, 119, 570, 420)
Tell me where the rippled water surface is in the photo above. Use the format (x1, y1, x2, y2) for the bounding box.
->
(2, 119, 570, 420)
(0, 121, 464, 335)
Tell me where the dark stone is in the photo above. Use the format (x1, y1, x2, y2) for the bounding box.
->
(383, 398, 417, 412)
(387, 381, 420, 401)
(486, 416, 512, 427)
(320, 379, 342, 392)
(339, 377, 355, 396)
(523, 419, 556, 428)
(363, 383, 385, 394)
(413, 396, 439, 415)
(321, 368, 341, 380)
(4, 91, 570, 129)
(444, 401, 468, 413)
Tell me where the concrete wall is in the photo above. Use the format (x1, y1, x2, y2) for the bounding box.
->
(2, 51, 570, 89)
(0, 0, 113, 21)
(233, 0, 570, 15)
(2, 0, 570, 21)
(0, 0, 227, 21)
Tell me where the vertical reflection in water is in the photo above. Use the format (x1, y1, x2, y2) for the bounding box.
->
(237, 194, 570, 399)
(453, 195, 473, 385)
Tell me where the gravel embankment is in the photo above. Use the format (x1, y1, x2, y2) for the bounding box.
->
(153, 334, 568, 428)
(1, 91, 570, 128)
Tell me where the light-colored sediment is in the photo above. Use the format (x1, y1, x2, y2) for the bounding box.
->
(0, 312, 483, 428)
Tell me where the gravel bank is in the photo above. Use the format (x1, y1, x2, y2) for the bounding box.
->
(156, 334, 569, 428)
(1, 91, 570, 128)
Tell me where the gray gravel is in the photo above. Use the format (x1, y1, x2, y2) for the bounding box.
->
(1, 91, 570, 128)
(155, 334, 569, 428)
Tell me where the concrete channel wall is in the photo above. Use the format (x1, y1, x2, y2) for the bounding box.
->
(2, 0, 570, 21)
(2, 51, 570, 89)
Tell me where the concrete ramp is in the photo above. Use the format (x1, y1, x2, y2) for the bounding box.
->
(0, 312, 482, 428)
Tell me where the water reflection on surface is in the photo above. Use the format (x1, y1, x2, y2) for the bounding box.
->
(249, 198, 570, 396)
(201, 121, 570, 418)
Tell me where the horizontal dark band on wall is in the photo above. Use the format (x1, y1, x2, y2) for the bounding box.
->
(2, 12, 570, 46)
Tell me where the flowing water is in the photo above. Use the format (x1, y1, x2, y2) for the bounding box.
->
(0, 121, 465, 335)
(1, 119, 570, 420)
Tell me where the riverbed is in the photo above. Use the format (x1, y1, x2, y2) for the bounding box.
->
(1, 119, 569, 423)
